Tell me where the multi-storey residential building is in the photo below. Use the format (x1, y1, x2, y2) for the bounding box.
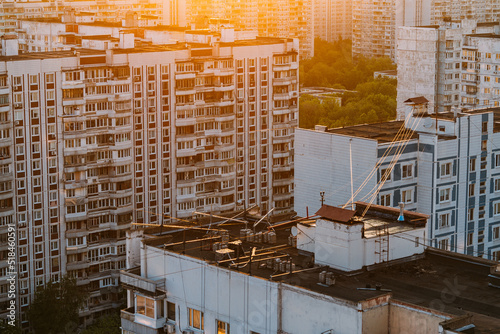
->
(119, 204, 500, 334)
(397, 20, 500, 118)
(314, 0, 352, 42)
(353, 0, 500, 61)
(295, 100, 500, 262)
(183, 0, 314, 59)
(0, 35, 297, 328)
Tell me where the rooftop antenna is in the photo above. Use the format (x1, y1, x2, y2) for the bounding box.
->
(320, 191, 325, 207)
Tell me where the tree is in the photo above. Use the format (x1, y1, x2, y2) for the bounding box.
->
(27, 276, 87, 334)
(0, 320, 22, 334)
(81, 313, 121, 334)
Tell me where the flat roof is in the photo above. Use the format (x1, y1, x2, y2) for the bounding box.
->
(326, 120, 418, 143)
(141, 210, 500, 332)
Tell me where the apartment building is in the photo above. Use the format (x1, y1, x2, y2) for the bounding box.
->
(183, 0, 314, 59)
(314, 0, 352, 42)
(397, 20, 500, 118)
(295, 100, 500, 263)
(0, 36, 297, 328)
(353, 0, 500, 61)
(119, 204, 500, 333)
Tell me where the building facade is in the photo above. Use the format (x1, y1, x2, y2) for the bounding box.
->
(119, 203, 500, 333)
(0, 37, 297, 328)
(295, 103, 500, 263)
(314, 0, 352, 42)
(183, 0, 314, 59)
(397, 20, 500, 118)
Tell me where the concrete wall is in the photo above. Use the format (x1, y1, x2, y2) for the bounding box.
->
(295, 128, 378, 217)
(390, 301, 449, 334)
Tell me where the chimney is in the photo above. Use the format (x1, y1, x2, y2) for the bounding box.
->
(398, 202, 405, 222)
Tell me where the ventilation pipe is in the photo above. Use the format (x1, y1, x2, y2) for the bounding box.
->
(398, 202, 405, 222)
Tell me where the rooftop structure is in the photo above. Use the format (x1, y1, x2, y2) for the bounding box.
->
(295, 100, 500, 265)
(120, 203, 500, 333)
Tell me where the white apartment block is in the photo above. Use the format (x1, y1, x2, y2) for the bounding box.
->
(0, 37, 297, 328)
(397, 20, 500, 118)
(295, 101, 500, 263)
(118, 204, 500, 334)
(314, 0, 352, 42)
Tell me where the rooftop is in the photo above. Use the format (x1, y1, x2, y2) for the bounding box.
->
(326, 120, 417, 143)
(139, 204, 500, 332)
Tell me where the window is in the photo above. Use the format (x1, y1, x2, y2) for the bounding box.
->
(439, 213, 450, 228)
(188, 308, 204, 330)
(469, 183, 475, 196)
(492, 250, 500, 261)
(380, 193, 390, 206)
(468, 208, 474, 221)
(167, 301, 176, 321)
(470, 158, 477, 171)
(402, 164, 412, 178)
(440, 162, 452, 177)
(438, 238, 449, 251)
(493, 226, 500, 240)
(381, 168, 391, 181)
(136, 295, 155, 318)
(467, 232, 474, 246)
(481, 140, 487, 151)
(495, 179, 500, 192)
(494, 202, 500, 216)
(402, 189, 412, 203)
(439, 188, 451, 202)
(217, 320, 230, 334)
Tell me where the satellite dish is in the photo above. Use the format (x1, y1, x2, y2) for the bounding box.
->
(291, 226, 298, 236)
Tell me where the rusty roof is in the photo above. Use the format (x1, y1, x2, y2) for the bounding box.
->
(404, 96, 429, 104)
(315, 205, 356, 223)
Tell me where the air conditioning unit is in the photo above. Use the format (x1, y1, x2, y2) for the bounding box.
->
(14, 120, 20, 126)
(182, 330, 194, 334)
(14, 103, 22, 109)
(163, 323, 175, 334)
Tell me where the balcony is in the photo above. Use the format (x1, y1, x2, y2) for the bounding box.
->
(120, 267, 165, 295)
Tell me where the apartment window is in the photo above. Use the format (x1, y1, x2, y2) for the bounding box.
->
(136, 295, 154, 318)
(380, 193, 390, 206)
(402, 164, 412, 178)
(495, 155, 500, 168)
(440, 162, 452, 177)
(492, 226, 500, 240)
(481, 140, 487, 151)
(493, 250, 500, 261)
(468, 208, 474, 221)
(495, 202, 500, 216)
(439, 213, 450, 228)
(470, 158, 477, 171)
(188, 308, 204, 330)
(469, 183, 475, 196)
(167, 301, 176, 321)
(480, 181, 486, 194)
(495, 179, 500, 192)
(439, 188, 451, 203)
(217, 320, 230, 334)
(402, 189, 412, 203)
(467, 232, 474, 246)
(438, 238, 449, 251)
(381, 168, 391, 181)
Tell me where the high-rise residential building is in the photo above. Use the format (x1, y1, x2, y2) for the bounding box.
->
(183, 0, 314, 59)
(397, 20, 500, 117)
(314, 0, 352, 42)
(353, 0, 500, 61)
(0, 35, 297, 328)
(295, 101, 500, 263)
